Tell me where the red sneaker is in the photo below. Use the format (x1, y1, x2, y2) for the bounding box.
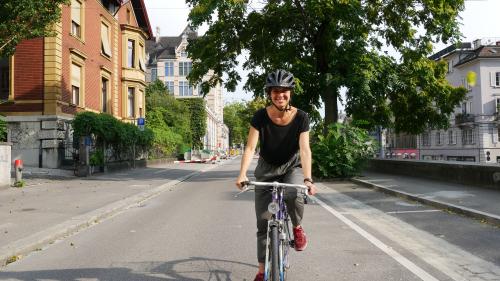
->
(293, 226, 308, 251)
(254, 272, 264, 281)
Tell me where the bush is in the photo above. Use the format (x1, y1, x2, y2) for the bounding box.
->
(72, 112, 153, 159)
(312, 123, 376, 178)
(0, 116, 6, 142)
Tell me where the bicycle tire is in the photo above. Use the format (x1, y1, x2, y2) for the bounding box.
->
(270, 225, 280, 280)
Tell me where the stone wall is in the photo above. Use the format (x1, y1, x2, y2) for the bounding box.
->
(0, 143, 11, 187)
(366, 159, 500, 190)
(7, 115, 72, 168)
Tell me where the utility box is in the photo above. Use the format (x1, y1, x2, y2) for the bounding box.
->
(0, 143, 12, 188)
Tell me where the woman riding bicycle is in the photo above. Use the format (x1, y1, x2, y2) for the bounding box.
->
(236, 69, 317, 281)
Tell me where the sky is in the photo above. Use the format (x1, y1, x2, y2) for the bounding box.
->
(144, 0, 500, 106)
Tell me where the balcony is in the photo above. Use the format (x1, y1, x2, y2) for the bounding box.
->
(455, 113, 475, 126)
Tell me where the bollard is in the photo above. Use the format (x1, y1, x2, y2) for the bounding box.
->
(14, 159, 23, 185)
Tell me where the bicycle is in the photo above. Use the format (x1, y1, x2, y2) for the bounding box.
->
(237, 181, 310, 281)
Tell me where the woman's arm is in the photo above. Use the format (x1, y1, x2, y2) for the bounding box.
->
(236, 126, 259, 189)
(299, 131, 317, 195)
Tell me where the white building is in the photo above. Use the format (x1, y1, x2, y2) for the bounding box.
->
(145, 27, 229, 153)
(417, 38, 500, 163)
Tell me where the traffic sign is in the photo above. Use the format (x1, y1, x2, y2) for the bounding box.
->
(137, 117, 145, 126)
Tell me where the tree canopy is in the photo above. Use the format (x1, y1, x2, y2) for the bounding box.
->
(186, 0, 467, 134)
(223, 97, 267, 146)
(0, 0, 69, 57)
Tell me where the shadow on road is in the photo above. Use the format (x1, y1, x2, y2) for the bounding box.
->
(0, 257, 257, 281)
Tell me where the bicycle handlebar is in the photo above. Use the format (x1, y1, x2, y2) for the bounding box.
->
(235, 181, 310, 198)
(242, 181, 309, 190)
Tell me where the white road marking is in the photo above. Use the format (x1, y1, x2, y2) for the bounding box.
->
(314, 195, 440, 281)
(386, 210, 441, 214)
(316, 183, 500, 281)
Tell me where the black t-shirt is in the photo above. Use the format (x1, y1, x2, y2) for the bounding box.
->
(251, 108, 310, 166)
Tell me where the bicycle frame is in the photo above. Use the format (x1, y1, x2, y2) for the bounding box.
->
(238, 181, 308, 281)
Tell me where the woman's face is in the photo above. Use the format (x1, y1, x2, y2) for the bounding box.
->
(270, 87, 291, 108)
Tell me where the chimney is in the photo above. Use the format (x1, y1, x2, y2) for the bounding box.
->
(155, 27, 160, 43)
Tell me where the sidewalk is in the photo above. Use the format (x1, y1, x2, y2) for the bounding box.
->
(0, 160, 226, 266)
(352, 171, 500, 226)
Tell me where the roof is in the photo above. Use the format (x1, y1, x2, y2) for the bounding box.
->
(145, 26, 198, 65)
(130, 0, 153, 38)
(454, 45, 500, 67)
(429, 43, 472, 61)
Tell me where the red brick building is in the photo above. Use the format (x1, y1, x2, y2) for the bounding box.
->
(0, 0, 152, 168)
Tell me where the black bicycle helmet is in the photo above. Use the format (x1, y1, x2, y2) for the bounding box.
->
(265, 69, 295, 89)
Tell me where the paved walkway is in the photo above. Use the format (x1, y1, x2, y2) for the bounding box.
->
(353, 171, 500, 226)
(0, 160, 228, 266)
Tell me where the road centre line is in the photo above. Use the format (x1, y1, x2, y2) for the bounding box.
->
(313, 194, 440, 281)
(386, 209, 441, 214)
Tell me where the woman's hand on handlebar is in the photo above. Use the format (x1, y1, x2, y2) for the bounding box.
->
(304, 181, 317, 195)
(236, 175, 249, 190)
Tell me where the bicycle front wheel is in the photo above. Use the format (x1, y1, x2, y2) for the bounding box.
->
(270, 225, 280, 280)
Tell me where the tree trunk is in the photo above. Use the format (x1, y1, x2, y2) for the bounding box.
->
(321, 86, 338, 135)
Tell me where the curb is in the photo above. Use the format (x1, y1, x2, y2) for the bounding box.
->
(351, 178, 500, 227)
(0, 163, 220, 267)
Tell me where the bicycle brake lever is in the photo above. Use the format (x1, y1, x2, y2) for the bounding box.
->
(234, 186, 251, 197)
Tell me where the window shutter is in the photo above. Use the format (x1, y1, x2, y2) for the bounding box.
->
(101, 24, 112, 57)
(492, 72, 496, 87)
(139, 56, 145, 71)
(71, 64, 81, 88)
(71, 0, 81, 25)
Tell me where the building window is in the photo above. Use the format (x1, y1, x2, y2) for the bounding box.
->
(151, 68, 157, 81)
(126, 9, 131, 24)
(166, 81, 174, 94)
(101, 22, 112, 57)
(179, 61, 192, 76)
(462, 128, 475, 145)
(448, 130, 456, 145)
(492, 72, 500, 87)
(461, 101, 472, 114)
(102, 77, 109, 113)
(461, 77, 472, 91)
(179, 81, 194, 96)
(447, 60, 453, 73)
(498, 128, 500, 142)
(165, 62, 174, 77)
(71, 0, 82, 38)
(436, 131, 442, 145)
(127, 39, 135, 68)
(71, 63, 82, 105)
(128, 87, 135, 117)
(0, 58, 9, 100)
(180, 50, 187, 57)
(422, 132, 430, 146)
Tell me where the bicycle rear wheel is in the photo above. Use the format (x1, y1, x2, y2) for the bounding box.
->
(270, 225, 280, 280)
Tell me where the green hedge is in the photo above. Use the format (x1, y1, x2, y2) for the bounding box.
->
(0, 116, 6, 142)
(180, 98, 207, 149)
(312, 123, 376, 178)
(72, 112, 153, 158)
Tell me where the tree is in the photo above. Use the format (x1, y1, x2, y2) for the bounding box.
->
(0, 0, 69, 57)
(224, 97, 268, 146)
(145, 80, 192, 146)
(186, 0, 466, 134)
(223, 102, 246, 146)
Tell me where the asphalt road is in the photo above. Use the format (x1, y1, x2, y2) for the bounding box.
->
(0, 158, 499, 280)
